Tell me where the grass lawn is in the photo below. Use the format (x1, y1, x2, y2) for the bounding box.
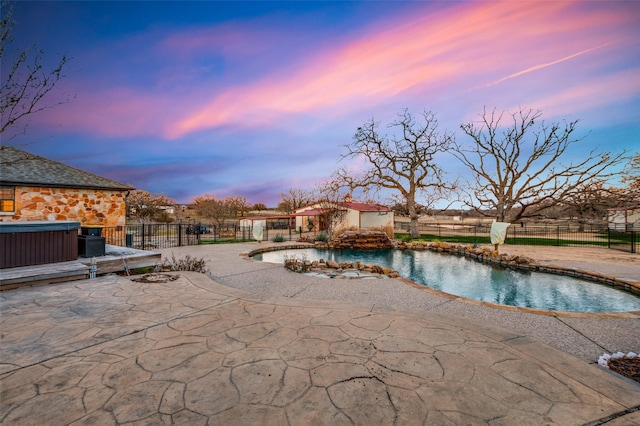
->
(398, 233, 612, 247)
(198, 238, 248, 245)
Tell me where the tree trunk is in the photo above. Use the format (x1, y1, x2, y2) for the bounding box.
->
(409, 217, 419, 238)
(496, 202, 506, 223)
(407, 199, 420, 238)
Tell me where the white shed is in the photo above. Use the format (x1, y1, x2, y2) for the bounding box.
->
(607, 206, 640, 231)
(293, 202, 393, 232)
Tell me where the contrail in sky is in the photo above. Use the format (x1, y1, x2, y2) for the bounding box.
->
(484, 43, 611, 88)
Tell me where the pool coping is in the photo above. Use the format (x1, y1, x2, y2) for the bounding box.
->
(245, 244, 640, 319)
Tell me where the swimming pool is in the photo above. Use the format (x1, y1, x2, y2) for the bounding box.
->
(253, 248, 640, 313)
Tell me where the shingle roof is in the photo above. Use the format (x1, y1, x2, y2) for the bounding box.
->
(0, 146, 134, 191)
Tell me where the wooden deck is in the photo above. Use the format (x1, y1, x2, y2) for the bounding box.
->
(0, 245, 161, 290)
(80, 245, 162, 275)
(0, 261, 90, 290)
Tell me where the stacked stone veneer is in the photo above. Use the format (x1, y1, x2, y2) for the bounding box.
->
(2, 185, 127, 228)
(325, 230, 394, 249)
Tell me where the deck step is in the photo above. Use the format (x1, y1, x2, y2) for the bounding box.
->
(0, 262, 90, 290)
(0, 245, 162, 290)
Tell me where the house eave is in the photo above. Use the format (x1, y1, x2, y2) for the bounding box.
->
(1, 180, 133, 192)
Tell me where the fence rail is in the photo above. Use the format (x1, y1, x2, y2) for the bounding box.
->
(92, 222, 637, 253)
(394, 222, 637, 253)
(94, 222, 303, 250)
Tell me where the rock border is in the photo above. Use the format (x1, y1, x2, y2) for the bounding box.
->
(391, 240, 640, 297)
(284, 256, 399, 279)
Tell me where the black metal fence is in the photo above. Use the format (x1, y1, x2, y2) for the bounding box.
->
(395, 222, 637, 253)
(94, 222, 303, 250)
(93, 221, 637, 253)
(607, 223, 638, 254)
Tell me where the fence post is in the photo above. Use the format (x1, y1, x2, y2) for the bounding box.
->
(633, 230, 636, 254)
(141, 224, 146, 250)
(556, 226, 560, 246)
(178, 223, 182, 247)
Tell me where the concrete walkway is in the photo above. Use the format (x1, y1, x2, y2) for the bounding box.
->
(1, 243, 639, 425)
(169, 243, 640, 363)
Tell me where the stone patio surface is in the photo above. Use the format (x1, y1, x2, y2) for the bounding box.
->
(1, 243, 639, 425)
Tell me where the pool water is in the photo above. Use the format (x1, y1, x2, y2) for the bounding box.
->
(253, 248, 640, 313)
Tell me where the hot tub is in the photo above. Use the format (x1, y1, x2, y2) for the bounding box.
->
(0, 221, 81, 268)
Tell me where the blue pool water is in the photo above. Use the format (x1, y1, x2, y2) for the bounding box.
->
(253, 248, 640, 313)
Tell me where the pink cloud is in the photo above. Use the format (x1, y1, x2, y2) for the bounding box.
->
(525, 67, 640, 124)
(160, 21, 278, 58)
(33, 84, 176, 138)
(169, 1, 633, 138)
(28, 1, 638, 141)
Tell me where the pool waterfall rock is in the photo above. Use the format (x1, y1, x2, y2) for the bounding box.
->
(319, 230, 394, 250)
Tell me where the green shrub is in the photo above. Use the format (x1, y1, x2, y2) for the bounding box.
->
(272, 234, 285, 242)
(399, 234, 412, 243)
(314, 232, 329, 242)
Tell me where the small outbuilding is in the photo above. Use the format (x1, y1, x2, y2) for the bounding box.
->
(607, 206, 640, 231)
(293, 201, 394, 233)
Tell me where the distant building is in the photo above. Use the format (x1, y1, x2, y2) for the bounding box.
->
(607, 206, 640, 231)
(0, 146, 133, 227)
(293, 201, 394, 232)
(158, 205, 175, 215)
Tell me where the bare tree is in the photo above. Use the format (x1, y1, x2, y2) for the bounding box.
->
(311, 183, 351, 239)
(252, 203, 268, 211)
(621, 152, 640, 204)
(336, 109, 455, 238)
(277, 188, 314, 214)
(192, 195, 244, 227)
(0, 1, 71, 138)
(126, 190, 176, 223)
(558, 181, 628, 224)
(454, 107, 626, 223)
(226, 195, 248, 218)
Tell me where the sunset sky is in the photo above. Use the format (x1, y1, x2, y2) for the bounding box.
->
(4, 1, 639, 206)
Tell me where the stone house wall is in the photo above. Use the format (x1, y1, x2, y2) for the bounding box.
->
(0, 185, 127, 227)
